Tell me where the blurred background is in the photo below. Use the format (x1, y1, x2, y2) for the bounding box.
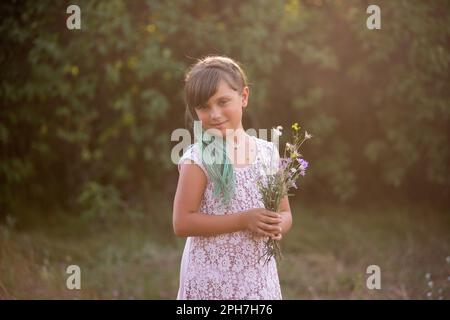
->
(0, 0, 449, 299)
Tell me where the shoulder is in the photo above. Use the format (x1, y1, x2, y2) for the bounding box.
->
(254, 136, 273, 147)
(178, 143, 209, 180)
(254, 136, 279, 156)
(179, 143, 200, 161)
(253, 136, 280, 173)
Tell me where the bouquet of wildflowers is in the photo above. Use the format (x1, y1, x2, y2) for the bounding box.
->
(257, 122, 312, 265)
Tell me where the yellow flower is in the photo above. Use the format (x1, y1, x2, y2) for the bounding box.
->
(146, 24, 156, 33)
(70, 65, 79, 76)
(291, 123, 300, 131)
(127, 56, 138, 69)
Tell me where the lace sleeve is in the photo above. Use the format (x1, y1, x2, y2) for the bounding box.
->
(269, 141, 280, 173)
(259, 140, 280, 175)
(177, 144, 209, 179)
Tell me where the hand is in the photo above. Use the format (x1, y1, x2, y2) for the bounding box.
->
(271, 233, 283, 241)
(243, 208, 282, 238)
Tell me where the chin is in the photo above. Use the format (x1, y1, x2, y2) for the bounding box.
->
(205, 127, 226, 137)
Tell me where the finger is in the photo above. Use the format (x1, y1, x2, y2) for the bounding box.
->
(270, 230, 282, 237)
(257, 222, 275, 232)
(257, 228, 273, 238)
(259, 223, 282, 233)
(271, 233, 282, 241)
(262, 216, 282, 224)
(257, 222, 277, 232)
(263, 210, 281, 219)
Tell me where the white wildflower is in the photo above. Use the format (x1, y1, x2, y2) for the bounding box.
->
(273, 126, 283, 137)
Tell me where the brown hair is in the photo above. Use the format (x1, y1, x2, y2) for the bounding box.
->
(184, 56, 249, 131)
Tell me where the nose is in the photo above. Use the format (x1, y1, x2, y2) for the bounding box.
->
(209, 105, 222, 121)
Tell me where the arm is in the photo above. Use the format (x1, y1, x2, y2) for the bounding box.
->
(270, 195, 292, 241)
(173, 162, 281, 237)
(278, 195, 292, 235)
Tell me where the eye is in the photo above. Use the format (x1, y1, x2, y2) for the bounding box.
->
(195, 104, 208, 110)
(219, 100, 229, 106)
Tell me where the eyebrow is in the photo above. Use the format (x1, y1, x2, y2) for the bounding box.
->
(209, 95, 232, 104)
(198, 95, 232, 109)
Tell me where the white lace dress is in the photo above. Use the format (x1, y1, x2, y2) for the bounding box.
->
(176, 136, 282, 300)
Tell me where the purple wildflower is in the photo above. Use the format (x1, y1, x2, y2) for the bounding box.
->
(279, 157, 292, 170)
(297, 158, 309, 171)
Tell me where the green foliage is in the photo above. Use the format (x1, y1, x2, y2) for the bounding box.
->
(77, 182, 122, 222)
(1, 201, 449, 299)
(0, 0, 448, 214)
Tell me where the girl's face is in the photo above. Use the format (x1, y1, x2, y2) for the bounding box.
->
(194, 79, 249, 136)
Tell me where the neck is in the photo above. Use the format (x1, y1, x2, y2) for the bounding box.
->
(229, 126, 247, 143)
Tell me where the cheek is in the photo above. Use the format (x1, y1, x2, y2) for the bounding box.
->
(195, 111, 206, 121)
(226, 106, 241, 121)
(222, 105, 235, 117)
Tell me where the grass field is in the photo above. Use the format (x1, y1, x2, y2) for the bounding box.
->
(1, 199, 449, 299)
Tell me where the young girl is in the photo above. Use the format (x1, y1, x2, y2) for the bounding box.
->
(173, 56, 292, 300)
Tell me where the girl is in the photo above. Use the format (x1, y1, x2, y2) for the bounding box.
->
(173, 56, 292, 299)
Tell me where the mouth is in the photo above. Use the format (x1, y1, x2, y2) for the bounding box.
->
(211, 120, 228, 128)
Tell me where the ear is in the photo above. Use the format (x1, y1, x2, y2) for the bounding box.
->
(241, 86, 249, 108)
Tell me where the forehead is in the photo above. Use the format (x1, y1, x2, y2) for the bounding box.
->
(207, 80, 237, 102)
